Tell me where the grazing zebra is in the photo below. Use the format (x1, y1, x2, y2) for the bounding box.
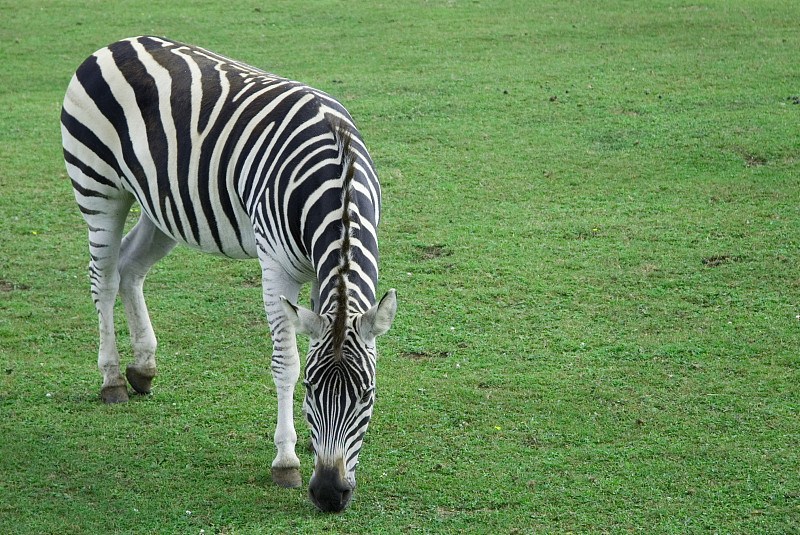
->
(60, 36, 396, 512)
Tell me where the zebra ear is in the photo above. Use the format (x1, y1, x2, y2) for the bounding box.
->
(280, 296, 326, 339)
(360, 289, 397, 339)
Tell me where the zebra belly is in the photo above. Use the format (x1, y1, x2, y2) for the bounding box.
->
(122, 131, 260, 259)
(144, 201, 259, 260)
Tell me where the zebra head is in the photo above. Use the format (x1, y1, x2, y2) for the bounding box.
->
(281, 289, 396, 512)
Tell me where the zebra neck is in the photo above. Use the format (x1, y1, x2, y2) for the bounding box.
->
(317, 273, 373, 317)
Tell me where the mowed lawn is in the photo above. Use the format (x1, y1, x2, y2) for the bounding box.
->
(1, 1, 799, 533)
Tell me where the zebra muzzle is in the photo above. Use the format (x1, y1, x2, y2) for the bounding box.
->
(308, 463, 355, 512)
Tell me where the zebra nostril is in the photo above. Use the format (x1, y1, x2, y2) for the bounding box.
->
(341, 488, 353, 506)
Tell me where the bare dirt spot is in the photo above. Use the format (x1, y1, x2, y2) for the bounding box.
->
(0, 279, 29, 292)
(416, 245, 449, 261)
(641, 263, 660, 274)
(239, 276, 261, 288)
(523, 434, 542, 448)
(744, 154, 767, 167)
(702, 255, 739, 268)
(732, 146, 768, 167)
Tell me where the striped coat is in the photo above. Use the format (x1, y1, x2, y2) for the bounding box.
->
(61, 36, 396, 512)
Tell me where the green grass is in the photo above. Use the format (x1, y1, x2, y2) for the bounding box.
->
(2, 0, 799, 533)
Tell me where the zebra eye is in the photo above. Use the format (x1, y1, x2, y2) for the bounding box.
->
(360, 387, 374, 404)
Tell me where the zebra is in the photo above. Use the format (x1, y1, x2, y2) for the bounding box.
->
(60, 36, 397, 512)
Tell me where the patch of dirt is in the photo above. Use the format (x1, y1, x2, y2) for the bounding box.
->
(702, 255, 739, 268)
(566, 227, 601, 241)
(732, 146, 769, 167)
(523, 434, 543, 448)
(416, 245, 449, 261)
(400, 351, 448, 360)
(0, 279, 29, 292)
(239, 276, 261, 288)
(743, 154, 768, 167)
(641, 263, 660, 274)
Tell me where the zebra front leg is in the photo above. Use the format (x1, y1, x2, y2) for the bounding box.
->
(118, 215, 177, 394)
(260, 260, 304, 488)
(270, 336, 302, 488)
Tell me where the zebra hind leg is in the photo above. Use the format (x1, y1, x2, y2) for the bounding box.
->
(82, 197, 135, 403)
(118, 214, 177, 395)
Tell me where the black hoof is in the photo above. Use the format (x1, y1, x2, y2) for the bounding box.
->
(101, 385, 129, 404)
(125, 364, 155, 394)
(271, 467, 302, 488)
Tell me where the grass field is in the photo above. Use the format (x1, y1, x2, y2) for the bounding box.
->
(1, 0, 799, 533)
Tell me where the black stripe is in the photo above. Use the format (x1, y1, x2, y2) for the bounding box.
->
(70, 177, 108, 199)
(75, 50, 156, 221)
(63, 149, 117, 191)
(144, 37, 201, 244)
(110, 39, 177, 237)
(60, 110, 123, 184)
(78, 204, 103, 215)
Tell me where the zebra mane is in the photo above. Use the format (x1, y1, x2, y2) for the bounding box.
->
(329, 116, 355, 362)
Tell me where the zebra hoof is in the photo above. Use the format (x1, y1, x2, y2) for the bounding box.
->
(125, 364, 156, 394)
(100, 385, 129, 404)
(272, 467, 302, 489)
